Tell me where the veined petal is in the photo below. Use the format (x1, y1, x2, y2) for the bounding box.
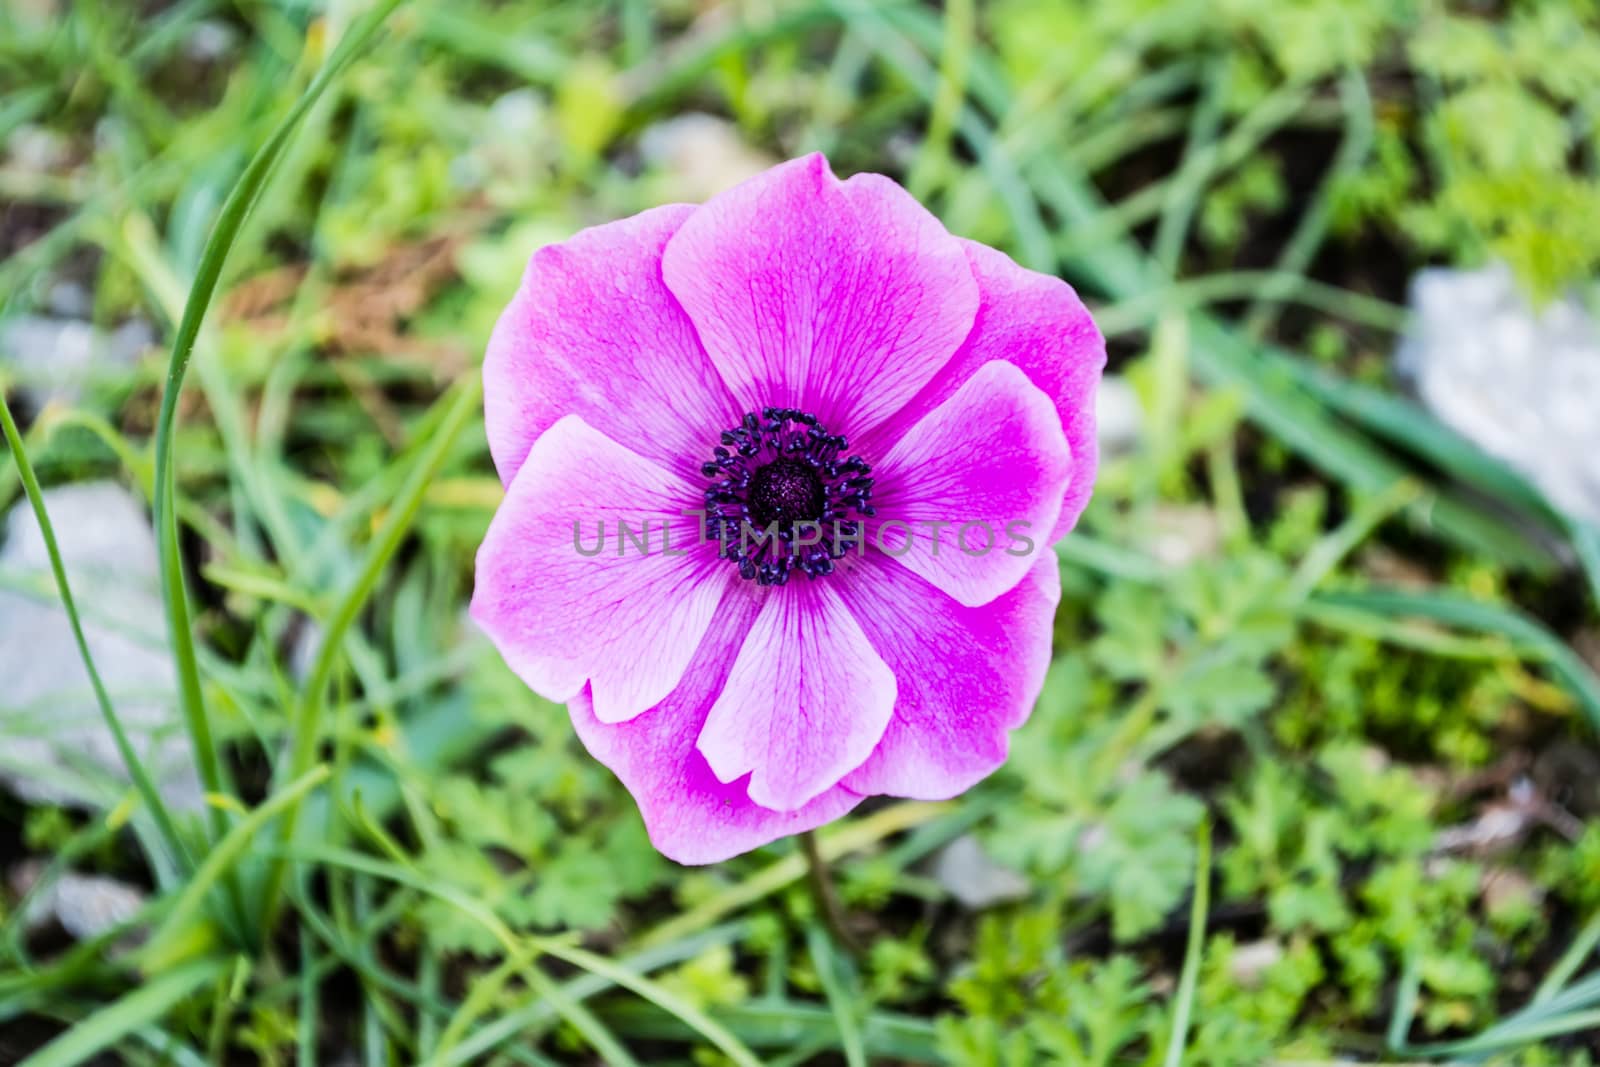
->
(696, 581, 896, 812)
(569, 584, 862, 865)
(838, 552, 1060, 799)
(484, 204, 742, 486)
(868, 360, 1070, 607)
(861, 240, 1105, 541)
(661, 153, 978, 442)
(471, 415, 725, 724)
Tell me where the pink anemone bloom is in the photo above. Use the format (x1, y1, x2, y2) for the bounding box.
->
(471, 154, 1104, 864)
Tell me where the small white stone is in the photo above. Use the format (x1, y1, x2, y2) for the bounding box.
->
(109, 318, 156, 364)
(1142, 505, 1221, 568)
(51, 874, 145, 941)
(184, 19, 236, 63)
(1432, 803, 1529, 855)
(638, 114, 776, 201)
(11, 861, 147, 945)
(1228, 939, 1285, 987)
(930, 834, 1031, 909)
(49, 873, 146, 942)
(46, 282, 91, 318)
(1481, 866, 1542, 915)
(1398, 263, 1600, 525)
(488, 88, 544, 135)
(1095, 374, 1143, 458)
(5, 124, 69, 171)
(0, 483, 201, 811)
(455, 89, 554, 197)
(0, 315, 150, 407)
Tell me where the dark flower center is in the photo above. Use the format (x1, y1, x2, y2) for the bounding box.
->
(747, 459, 825, 528)
(702, 407, 875, 586)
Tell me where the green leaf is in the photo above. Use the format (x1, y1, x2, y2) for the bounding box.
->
(19, 958, 226, 1067)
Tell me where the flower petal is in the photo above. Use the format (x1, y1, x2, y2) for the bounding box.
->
(868, 360, 1070, 607)
(861, 240, 1106, 541)
(661, 153, 978, 441)
(484, 204, 742, 486)
(836, 552, 1060, 799)
(569, 585, 862, 865)
(696, 581, 896, 812)
(470, 414, 725, 724)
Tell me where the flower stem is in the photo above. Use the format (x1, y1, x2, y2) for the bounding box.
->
(800, 830, 863, 958)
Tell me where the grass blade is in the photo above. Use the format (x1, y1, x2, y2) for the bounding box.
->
(1314, 587, 1600, 729)
(140, 765, 332, 971)
(600, 1000, 944, 1064)
(18, 957, 226, 1067)
(1242, 67, 1374, 338)
(258, 374, 482, 933)
(1535, 909, 1600, 1005)
(532, 940, 765, 1067)
(272, 844, 752, 1067)
(434, 925, 750, 1066)
(145, 0, 406, 948)
(1162, 819, 1211, 1067)
(1565, 516, 1600, 612)
(904, 0, 972, 199)
(806, 925, 867, 1067)
(1152, 57, 1230, 277)
(635, 801, 947, 950)
(511, 965, 644, 1067)
(1386, 949, 1423, 1053)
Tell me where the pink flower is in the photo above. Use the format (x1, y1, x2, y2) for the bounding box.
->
(471, 154, 1104, 863)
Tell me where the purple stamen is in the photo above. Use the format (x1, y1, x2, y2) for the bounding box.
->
(702, 407, 876, 586)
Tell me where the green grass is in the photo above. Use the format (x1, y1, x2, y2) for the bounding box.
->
(3, 0, 1600, 1064)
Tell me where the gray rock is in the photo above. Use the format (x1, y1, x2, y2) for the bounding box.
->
(1095, 374, 1143, 459)
(10, 861, 146, 942)
(452, 88, 554, 196)
(1227, 939, 1284, 987)
(46, 282, 90, 319)
(487, 87, 544, 137)
(0, 314, 152, 407)
(1399, 263, 1600, 525)
(184, 18, 237, 63)
(4, 124, 69, 172)
(931, 834, 1031, 909)
(1142, 505, 1222, 568)
(1, 316, 97, 401)
(0, 482, 201, 810)
(50, 872, 146, 941)
(638, 113, 777, 201)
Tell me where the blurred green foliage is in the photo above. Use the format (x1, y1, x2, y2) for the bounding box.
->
(2, 0, 1600, 1064)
